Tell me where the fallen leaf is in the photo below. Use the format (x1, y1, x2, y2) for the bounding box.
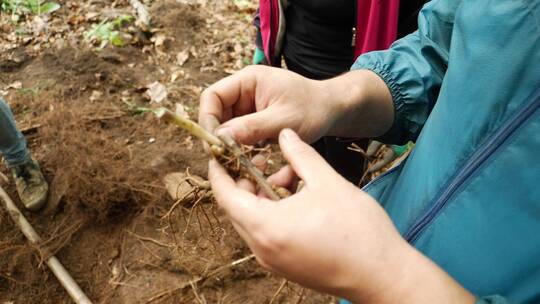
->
(31, 16, 48, 35)
(163, 172, 208, 201)
(6, 81, 22, 90)
(152, 34, 168, 51)
(176, 50, 189, 66)
(90, 90, 103, 102)
(145, 81, 168, 103)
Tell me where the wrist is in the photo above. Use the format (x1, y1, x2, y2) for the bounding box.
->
(347, 239, 475, 304)
(321, 69, 394, 139)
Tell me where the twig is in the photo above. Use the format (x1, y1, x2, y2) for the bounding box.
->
(295, 288, 306, 304)
(20, 123, 42, 134)
(190, 281, 206, 304)
(125, 230, 173, 248)
(0, 186, 93, 304)
(269, 279, 288, 304)
(145, 254, 255, 303)
(347, 143, 369, 160)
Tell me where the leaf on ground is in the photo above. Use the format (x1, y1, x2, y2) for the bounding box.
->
(163, 172, 207, 201)
(6, 81, 23, 90)
(145, 81, 168, 103)
(90, 90, 103, 102)
(176, 50, 189, 66)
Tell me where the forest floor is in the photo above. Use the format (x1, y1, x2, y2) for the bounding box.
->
(0, 0, 337, 303)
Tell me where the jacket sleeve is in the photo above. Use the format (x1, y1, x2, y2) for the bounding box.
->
(476, 295, 512, 304)
(351, 0, 460, 144)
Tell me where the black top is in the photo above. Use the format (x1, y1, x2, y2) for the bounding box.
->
(282, 0, 427, 80)
(283, 0, 356, 80)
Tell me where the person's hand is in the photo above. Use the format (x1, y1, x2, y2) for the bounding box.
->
(199, 65, 396, 146)
(199, 65, 343, 145)
(209, 128, 475, 303)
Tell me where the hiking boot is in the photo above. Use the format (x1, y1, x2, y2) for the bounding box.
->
(11, 158, 49, 211)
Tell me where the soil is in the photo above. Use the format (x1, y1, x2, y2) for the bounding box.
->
(0, 1, 335, 303)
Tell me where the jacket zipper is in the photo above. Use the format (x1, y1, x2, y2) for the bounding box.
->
(404, 89, 540, 244)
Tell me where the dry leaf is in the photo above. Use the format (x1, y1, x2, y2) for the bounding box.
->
(145, 81, 168, 103)
(31, 16, 47, 35)
(176, 50, 189, 66)
(163, 172, 208, 201)
(6, 81, 22, 90)
(152, 34, 168, 51)
(90, 90, 103, 102)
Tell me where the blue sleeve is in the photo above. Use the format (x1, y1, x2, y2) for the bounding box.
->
(351, 0, 461, 144)
(476, 295, 512, 304)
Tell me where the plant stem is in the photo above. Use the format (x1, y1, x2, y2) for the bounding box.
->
(149, 107, 281, 200)
(152, 108, 222, 146)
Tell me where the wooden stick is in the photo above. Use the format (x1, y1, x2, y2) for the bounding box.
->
(146, 254, 256, 303)
(269, 279, 288, 304)
(0, 186, 93, 304)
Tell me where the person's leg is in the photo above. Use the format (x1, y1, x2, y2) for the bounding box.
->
(0, 98, 48, 211)
(0, 99, 31, 167)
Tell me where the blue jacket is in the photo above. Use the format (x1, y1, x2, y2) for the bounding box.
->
(352, 0, 540, 303)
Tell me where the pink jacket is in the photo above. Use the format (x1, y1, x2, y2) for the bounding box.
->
(258, 0, 400, 66)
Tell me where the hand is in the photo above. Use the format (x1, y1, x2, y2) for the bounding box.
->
(199, 65, 396, 146)
(209, 129, 475, 303)
(199, 65, 344, 145)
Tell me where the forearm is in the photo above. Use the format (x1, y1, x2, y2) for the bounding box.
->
(347, 239, 475, 304)
(321, 69, 395, 139)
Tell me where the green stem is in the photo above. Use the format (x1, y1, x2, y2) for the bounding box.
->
(151, 107, 222, 146)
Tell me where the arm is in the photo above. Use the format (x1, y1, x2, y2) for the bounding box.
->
(199, 65, 395, 145)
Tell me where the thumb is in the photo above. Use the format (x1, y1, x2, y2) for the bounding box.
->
(216, 109, 286, 145)
(278, 128, 335, 185)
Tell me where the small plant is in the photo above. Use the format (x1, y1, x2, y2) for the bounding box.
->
(84, 15, 134, 49)
(1, 0, 60, 18)
(145, 107, 289, 200)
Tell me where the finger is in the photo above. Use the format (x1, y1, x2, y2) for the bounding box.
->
(278, 129, 336, 185)
(236, 178, 257, 194)
(251, 154, 268, 173)
(199, 68, 258, 132)
(208, 159, 267, 229)
(267, 165, 299, 190)
(216, 108, 288, 145)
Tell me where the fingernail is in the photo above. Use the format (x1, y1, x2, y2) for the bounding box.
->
(216, 126, 233, 138)
(280, 128, 299, 143)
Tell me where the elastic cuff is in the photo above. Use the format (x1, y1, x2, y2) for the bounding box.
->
(351, 61, 409, 144)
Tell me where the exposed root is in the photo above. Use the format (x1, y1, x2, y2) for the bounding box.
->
(269, 279, 288, 304)
(145, 254, 255, 303)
